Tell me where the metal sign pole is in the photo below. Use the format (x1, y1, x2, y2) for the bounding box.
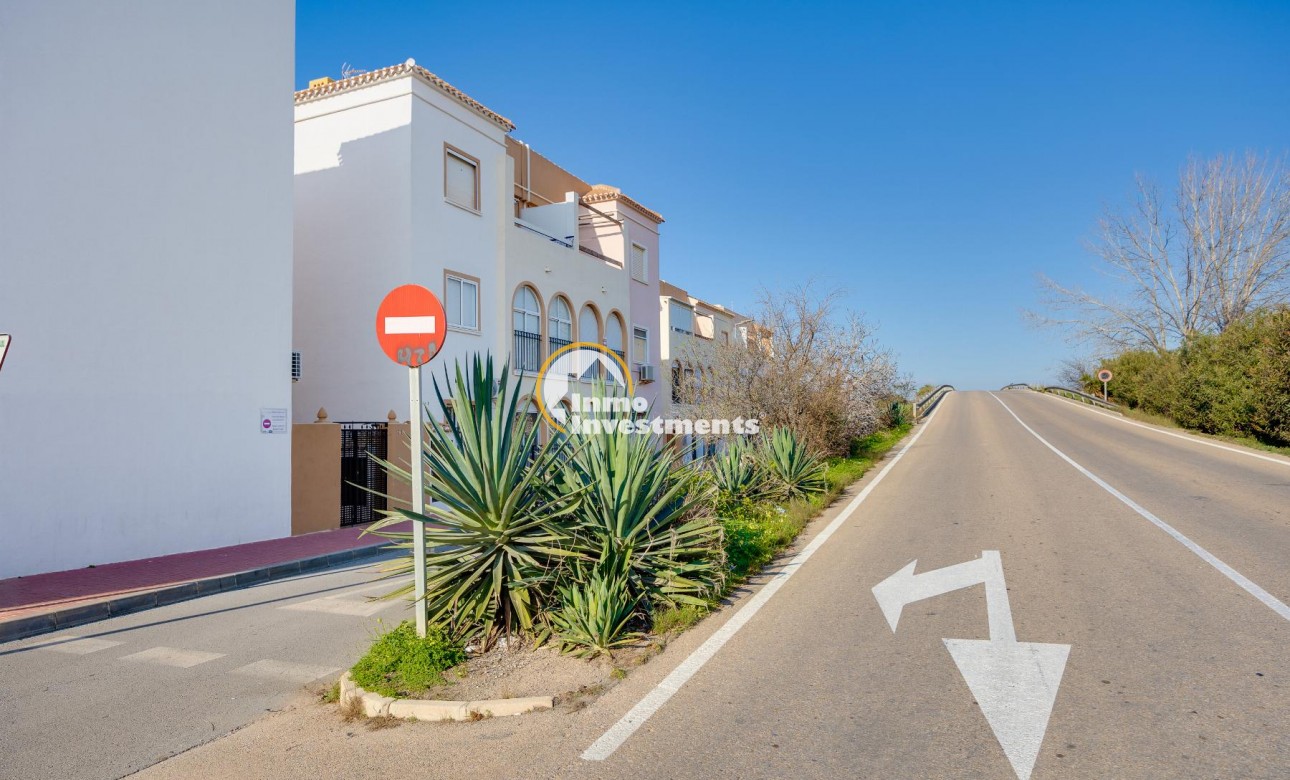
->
(1102, 380, 1108, 402)
(409, 365, 428, 638)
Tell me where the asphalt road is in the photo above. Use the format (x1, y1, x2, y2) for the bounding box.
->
(0, 553, 405, 780)
(8, 390, 1290, 779)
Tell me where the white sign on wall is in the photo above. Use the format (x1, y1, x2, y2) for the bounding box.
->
(259, 407, 288, 434)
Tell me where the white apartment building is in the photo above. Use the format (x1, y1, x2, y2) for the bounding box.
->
(0, 1, 295, 577)
(659, 280, 750, 461)
(292, 61, 665, 524)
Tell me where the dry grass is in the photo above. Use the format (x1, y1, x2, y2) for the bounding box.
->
(338, 695, 365, 722)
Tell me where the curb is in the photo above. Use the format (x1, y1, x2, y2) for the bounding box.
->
(339, 672, 553, 721)
(0, 542, 393, 645)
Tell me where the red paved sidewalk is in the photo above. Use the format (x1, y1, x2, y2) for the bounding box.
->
(0, 525, 389, 623)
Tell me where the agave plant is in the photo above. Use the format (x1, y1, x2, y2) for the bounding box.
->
(707, 436, 766, 499)
(546, 556, 642, 659)
(558, 392, 724, 610)
(759, 427, 827, 501)
(365, 354, 584, 650)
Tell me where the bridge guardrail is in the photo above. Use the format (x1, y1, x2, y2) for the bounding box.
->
(913, 385, 954, 421)
(1042, 385, 1121, 411)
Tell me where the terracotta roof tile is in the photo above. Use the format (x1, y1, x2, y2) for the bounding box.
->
(583, 184, 665, 224)
(294, 60, 515, 132)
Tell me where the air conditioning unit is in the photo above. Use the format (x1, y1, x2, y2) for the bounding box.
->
(291, 352, 302, 382)
(637, 364, 656, 383)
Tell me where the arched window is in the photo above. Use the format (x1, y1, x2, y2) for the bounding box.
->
(579, 305, 602, 381)
(605, 312, 626, 363)
(579, 305, 601, 345)
(548, 297, 573, 353)
(512, 286, 542, 372)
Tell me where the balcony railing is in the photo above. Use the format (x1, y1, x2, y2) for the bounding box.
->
(548, 336, 572, 356)
(513, 330, 542, 373)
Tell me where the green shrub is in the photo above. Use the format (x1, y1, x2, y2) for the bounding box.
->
(350, 622, 466, 698)
(759, 427, 827, 501)
(366, 355, 583, 649)
(557, 394, 725, 611)
(719, 497, 800, 580)
(1250, 308, 1290, 445)
(547, 560, 642, 659)
(707, 436, 767, 499)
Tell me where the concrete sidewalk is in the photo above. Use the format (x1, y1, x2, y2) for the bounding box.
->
(0, 525, 395, 643)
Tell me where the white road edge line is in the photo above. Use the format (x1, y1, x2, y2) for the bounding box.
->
(1031, 390, 1290, 468)
(990, 393, 1290, 622)
(581, 401, 947, 761)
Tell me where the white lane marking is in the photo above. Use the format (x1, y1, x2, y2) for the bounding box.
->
(280, 596, 393, 617)
(384, 315, 436, 335)
(28, 635, 122, 655)
(1031, 390, 1290, 468)
(581, 401, 948, 761)
(120, 646, 225, 668)
(279, 585, 397, 617)
(231, 659, 340, 683)
(991, 393, 1290, 622)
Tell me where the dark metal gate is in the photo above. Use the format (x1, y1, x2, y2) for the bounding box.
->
(340, 422, 388, 527)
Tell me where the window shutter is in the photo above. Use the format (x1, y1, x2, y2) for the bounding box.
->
(631, 243, 647, 282)
(445, 151, 477, 208)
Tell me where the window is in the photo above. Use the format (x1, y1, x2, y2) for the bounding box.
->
(445, 145, 480, 211)
(579, 305, 602, 380)
(606, 312, 626, 363)
(512, 286, 542, 372)
(630, 243, 648, 283)
(670, 301, 694, 335)
(722, 331, 730, 344)
(579, 305, 601, 344)
(672, 361, 683, 404)
(445, 273, 479, 330)
(633, 326, 649, 366)
(549, 297, 573, 352)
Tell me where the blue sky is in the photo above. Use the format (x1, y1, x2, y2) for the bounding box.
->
(297, 0, 1290, 390)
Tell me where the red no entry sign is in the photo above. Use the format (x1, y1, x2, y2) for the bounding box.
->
(1097, 369, 1113, 382)
(376, 284, 447, 367)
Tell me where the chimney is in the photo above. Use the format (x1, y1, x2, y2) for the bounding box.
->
(308, 76, 333, 89)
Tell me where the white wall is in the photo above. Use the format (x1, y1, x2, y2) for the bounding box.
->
(0, 1, 295, 577)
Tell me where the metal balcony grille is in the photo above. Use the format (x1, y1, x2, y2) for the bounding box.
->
(513, 330, 542, 372)
(339, 422, 388, 527)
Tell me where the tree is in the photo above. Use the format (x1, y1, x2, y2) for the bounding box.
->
(1034, 153, 1290, 352)
(677, 283, 897, 458)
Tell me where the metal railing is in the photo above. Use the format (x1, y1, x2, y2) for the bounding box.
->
(548, 336, 572, 356)
(913, 385, 955, 420)
(1042, 386, 1120, 410)
(513, 330, 543, 372)
(1000, 383, 1031, 390)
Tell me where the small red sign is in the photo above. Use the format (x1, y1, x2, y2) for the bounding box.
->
(1097, 369, 1113, 382)
(376, 285, 447, 367)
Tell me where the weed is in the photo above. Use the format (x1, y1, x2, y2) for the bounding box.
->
(651, 603, 708, 635)
(321, 681, 340, 704)
(339, 695, 365, 722)
(366, 714, 401, 730)
(610, 668, 627, 680)
(350, 621, 466, 698)
(467, 709, 493, 721)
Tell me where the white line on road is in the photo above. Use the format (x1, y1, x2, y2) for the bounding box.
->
(231, 659, 340, 683)
(1033, 390, 1290, 468)
(120, 646, 225, 668)
(581, 400, 947, 761)
(991, 393, 1290, 622)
